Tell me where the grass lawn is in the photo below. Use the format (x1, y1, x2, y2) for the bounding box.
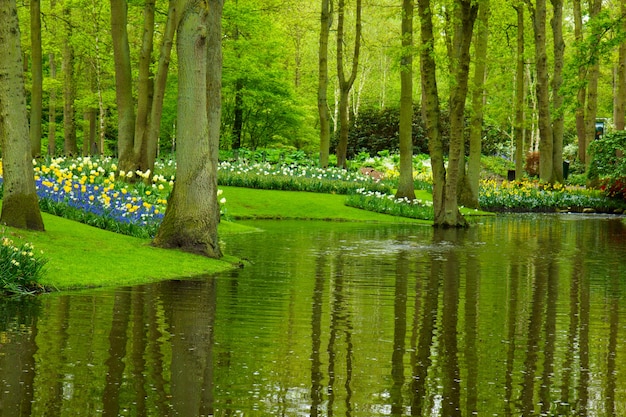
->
(1, 187, 434, 291)
(220, 186, 434, 223)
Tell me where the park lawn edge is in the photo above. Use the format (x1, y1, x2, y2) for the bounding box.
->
(1, 187, 444, 291)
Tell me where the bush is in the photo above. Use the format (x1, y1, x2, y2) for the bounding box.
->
(0, 236, 47, 294)
(588, 131, 626, 199)
(525, 151, 540, 177)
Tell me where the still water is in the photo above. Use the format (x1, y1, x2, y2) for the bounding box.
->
(1, 214, 626, 416)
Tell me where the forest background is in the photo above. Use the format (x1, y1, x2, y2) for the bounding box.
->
(15, 0, 624, 172)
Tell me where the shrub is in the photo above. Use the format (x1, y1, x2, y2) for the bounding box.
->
(588, 131, 626, 199)
(0, 236, 48, 294)
(525, 151, 540, 177)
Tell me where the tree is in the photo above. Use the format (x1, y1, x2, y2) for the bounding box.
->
(111, 0, 136, 172)
(513, 3, 525, 179)
(418, 0, 475, 227)
(550, 0, 564, 182)
(583, 0, 602, 165)
(335, 0, 362, 169)
(526, 0, 553, 182)
(30, 0, 43, 158)
(318, 0, 332, 168)
(615, 0, 626, 131)
(145, 0, 178, 174)
(396, 0, 415, 200)
(134, 0, 156, 172)
(62, 5, 78, 156)
(0, 0, 45, 231)
(153, 0, 222, 258)
(459, 0, 490, 208)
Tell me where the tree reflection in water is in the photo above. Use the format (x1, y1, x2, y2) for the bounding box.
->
(0, 216, 625, 416)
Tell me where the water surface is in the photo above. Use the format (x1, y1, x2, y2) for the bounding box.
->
(1, 214, 625, 416)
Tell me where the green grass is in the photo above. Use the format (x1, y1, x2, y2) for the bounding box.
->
(1, 188, 430, 291)
(1, 208, 246, 291)
(220, 186, 431, 223)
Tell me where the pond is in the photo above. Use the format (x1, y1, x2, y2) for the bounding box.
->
(1, 214, 626, 416)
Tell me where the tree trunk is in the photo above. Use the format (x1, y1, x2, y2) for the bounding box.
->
(0, 0, 45, 231)
(616, 0, 626, 130)
(573, 0, 586, 163)
(514, 4, 525, 179)
(48, 51, 57, 156)
(445, 0, 476, 225)
(528, 0, 553, 182)
(30, 0, 43, 158)
(418, 0, 445, 224)
(460, 0, 489, 208)
(153, 0, 222, 258)
(318, 0, 331, 168)
(551, 0, 564, 182)
(232, 78, 244, 149)
(206, 0, 224, 256)
(111, 0, 136, 172)
(135, 0, 156, 172)
(145, 0, 178, 174)
(584, 0, 602, 165)
(396, 0, 416, 200)
(335, 0, 361, 169)
(62, 5, 78, 156)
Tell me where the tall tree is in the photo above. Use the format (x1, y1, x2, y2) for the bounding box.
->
(318, 0, 332, 168)
(134, 0, 156, 172)
(526, 0, 553, 182)
(30, 0, 43, 157)
(396, 0, 415, 200)
(514, 3, 525, 179)
(418, 0, 475, 227)
(62, 5, 78, 155)
(572, 0, 586, 163)
(145, 0, 178, 174)
(0, 0, 45, 231)
(111, 0, 136, 172)
(583, 0, 602, 165)
(335, 0, 362, 169)
(446, 0, 477, 223)
(460, 0, 490, 208)
(615, 0, 626, 130)
(550, 0, 564, 182)
(153, 0, 222, 258)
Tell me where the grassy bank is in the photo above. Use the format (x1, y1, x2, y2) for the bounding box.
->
(1, 188, 431, 291)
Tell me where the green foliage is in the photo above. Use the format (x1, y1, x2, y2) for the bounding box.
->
(588, 131, 626, 200)
(480, 155, 514, 178)
(0, 235, 48, 295)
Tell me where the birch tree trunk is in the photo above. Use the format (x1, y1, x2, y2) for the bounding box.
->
(396, 0, 416, 200)
(0, 0, 45, 231)
(152, 0, 222, 258)
(318, 0, 332, 168)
